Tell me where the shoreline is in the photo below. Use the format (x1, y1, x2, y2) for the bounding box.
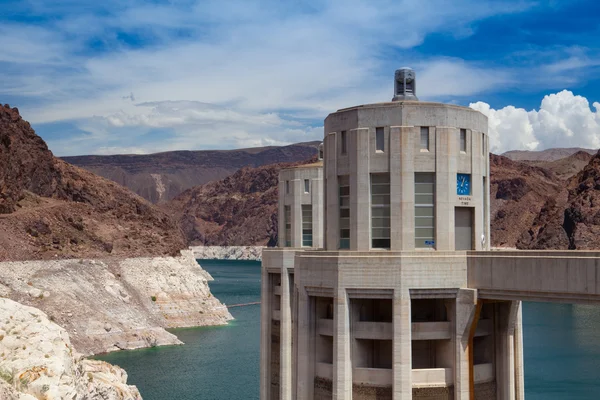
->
(190, 245, 264, 261)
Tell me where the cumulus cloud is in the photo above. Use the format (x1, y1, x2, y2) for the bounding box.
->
(470, 90, 600, 154)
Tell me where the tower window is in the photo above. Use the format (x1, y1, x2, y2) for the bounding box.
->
(460, 129, 467, 152)
(304, 179, 310, 193)
(376, 127, 385, 152)
(341, 131, 347, 155)
(302, 205, 313, 247)
(415, 173, 435, 248)
(339, 175, 350, 249)
(371, 174, 390, 248)
(482, 133, 485, 156)
(284, 205, 291, 247)
(420, 127, 429, 150)
(286, 180, 290, 194)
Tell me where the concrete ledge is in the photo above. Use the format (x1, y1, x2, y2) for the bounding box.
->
(354, 321, 393, 340)
(316, 362, 333, 380)
(474, 363, 494, 383)
(412, 321, 451, 340)
(317, 318, 333, 336)
(353, 367, 393, 386)
(412, 368, 453, 387)
(475, 318, 492, 337)
(272, 310, 280, 321)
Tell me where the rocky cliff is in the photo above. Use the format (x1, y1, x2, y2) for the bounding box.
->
(191, 246, 264, 261)
(62, 142, 319, 203)
(0, 297, 142, 400)
(0, 104, 186, 261)
(165, 158, 316, 246)
(0, 250, 232, 356)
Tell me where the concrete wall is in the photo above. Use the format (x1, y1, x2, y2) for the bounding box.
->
(279, 164, 324, 249)
(468, 251, 600, 303)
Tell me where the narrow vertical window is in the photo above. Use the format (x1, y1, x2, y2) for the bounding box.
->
(371, 174, 390, 248)
(481, 133, 485, 156)
(339, 175, 350, 249)
(304, 179, 310, 193)
(375, 127, 385, 152)
(286, 180, 290, 194)
(415, 173, 435, 248)
(341, 131, 347, 155)
(460, 129, 467, 152)
(420, 127, 429, 150)
(284, 205, 292, 247)
(302, 205, 313, 247)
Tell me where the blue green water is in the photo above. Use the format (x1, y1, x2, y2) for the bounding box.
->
(97, 260, 600, 399)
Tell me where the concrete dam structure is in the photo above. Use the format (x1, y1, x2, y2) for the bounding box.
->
(260, 68, 600, 400)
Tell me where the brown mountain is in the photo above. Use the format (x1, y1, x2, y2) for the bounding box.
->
(489, 154, 567, 248)
(502, 147, 596, 162)
(516, 150, 593, 180)
(518, 150, 600, 250)
(0, 104, 185, 261)
(62, 142, 319, 203)
(165, 158, 318, 247)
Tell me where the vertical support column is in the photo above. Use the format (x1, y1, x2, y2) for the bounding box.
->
(280, 268, 292, 400)
(296, 291, 313, 400)
(514, 302, 525, 400)
(260, 263, 272, 400)
(495, 301, 519, 400)
(453, 289, 478, 400)
(398, 127, 415, 250)
(350, 128, 370, 251)
(278, 181, 286, 247)
(390, 126, 402, 251)
(435, 127, 458, 251)
(333, 288, 352, 399)
(312, 168, 324, 248)
(392, 288, 412, 399)
(470, 130, 484, 251)
(325, 133, 339, 251)
(292, 179, 303, 248)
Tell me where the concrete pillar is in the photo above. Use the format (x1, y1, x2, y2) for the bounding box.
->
(350, 128, 370, 251)
(514, 302, 525, 400)
(260, 266, 272, 400)
(392, 289, 412, 399)
(435, 127, 458, 251)
(389, 127, 402, 251)
(454, 289, 478, 400)
(495, 301, 520, 400)
(333, 288, 352, 399)
(325, 134, 339, 251)
(278, 181, 285, 247)
(398, 127, 415, 250)
(296, 291, 313, 400)
(280, 269, 292, 400)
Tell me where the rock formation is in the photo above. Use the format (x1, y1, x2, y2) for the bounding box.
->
(0, 104, 186, 261)
(0, 250, 232, 356)
(0, 297, 142, 400)
(165, 158, 316, 246)
(62, 142, 319, 203)
(191, 246, 264, 261)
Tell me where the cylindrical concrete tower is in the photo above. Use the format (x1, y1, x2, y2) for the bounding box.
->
(322, 70, 490, 252)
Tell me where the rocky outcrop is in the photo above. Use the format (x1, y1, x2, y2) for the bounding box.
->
(520, 150, 600, 250)
(165, 158, 316, 246)
(191, 246, 264, 261)
(0, 297, 142, 400)
(0, 251, 232, 356)
(0, 104, 186, 261)
(62, 142, 320, 203)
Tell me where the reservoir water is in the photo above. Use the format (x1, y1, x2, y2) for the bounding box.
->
(97, 260, 600, 399)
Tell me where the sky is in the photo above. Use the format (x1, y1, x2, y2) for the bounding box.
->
(1, 0, 600, 156)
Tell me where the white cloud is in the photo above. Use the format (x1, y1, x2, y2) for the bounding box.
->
(470, 90, 600, 154)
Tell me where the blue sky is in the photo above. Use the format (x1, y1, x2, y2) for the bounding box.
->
(1, 0, 600, 156)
